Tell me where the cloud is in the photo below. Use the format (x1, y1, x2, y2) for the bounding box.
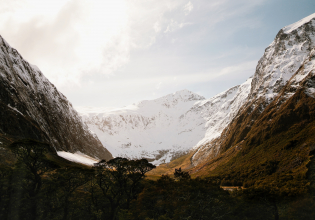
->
(156, 82, 162, 89)
(0, 0, 193, 86)
(164, 20, 193, 33)
(184, 1, 193, 15)
(96, 60, 257, 91)
(160, 60, 257, 86)
(0, 0, 130, 85)
(154, 22, 162, 33)
(0, 0, 267, 99)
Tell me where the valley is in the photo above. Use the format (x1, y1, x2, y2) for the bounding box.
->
(0, 10, 315, 220)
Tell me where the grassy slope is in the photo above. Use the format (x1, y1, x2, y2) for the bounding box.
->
(146, 151, 195, 179)
(187, 87, 315, 193)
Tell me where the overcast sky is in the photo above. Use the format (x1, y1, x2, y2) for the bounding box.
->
(0, 0, 314, 108)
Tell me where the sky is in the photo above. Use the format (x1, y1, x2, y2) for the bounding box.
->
(0, 0, 314, 108)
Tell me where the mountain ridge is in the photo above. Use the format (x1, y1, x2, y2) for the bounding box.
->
(191, 13, 315, 166)
(78, 77, 252, 165)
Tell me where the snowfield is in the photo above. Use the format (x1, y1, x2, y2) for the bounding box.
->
(77, 83, 251, 165)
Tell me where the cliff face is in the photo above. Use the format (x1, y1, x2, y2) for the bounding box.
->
(0, 35, 112, 161)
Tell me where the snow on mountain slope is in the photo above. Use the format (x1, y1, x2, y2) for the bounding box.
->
(0, 35, 112, 160)
(283, 13, 315, 34)
(78, 90, 205, 165)
(57, 151, 99, 166)
(78, 79, 252, 165)
(192, 77, 252, 150)
(250, 13, 315, 103)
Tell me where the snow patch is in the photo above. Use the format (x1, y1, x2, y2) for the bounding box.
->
(7, 104, 24, 116)
(283, 13, 315, 34)
(30, 64, 41, 72)
(305, 88, 315, 98)
(57, 151, 99, 166)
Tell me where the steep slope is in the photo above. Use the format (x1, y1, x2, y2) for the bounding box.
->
(191, 77, 252, 151)
(190, 56, 315, 192)
(0, 35, 112, 160)
(78, 76, 251, 165)
(191, 13, 315, 166)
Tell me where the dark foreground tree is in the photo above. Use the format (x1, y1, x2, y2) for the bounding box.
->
(91, 157, 155, 220)
(8, 139, 58, 220)
(0, 165, 12, 220)
(174, 167, 190, 181)
(129, 174, 234, 220)
(45, 167, 92, 220)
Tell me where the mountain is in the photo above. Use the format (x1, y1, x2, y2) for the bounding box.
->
(191, 12, 315, 166)
(78, 90, 205, 165)
(78, 77, 251, 165)
(0, 35, 113, 162)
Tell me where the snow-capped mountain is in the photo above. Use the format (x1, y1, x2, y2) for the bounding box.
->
(78, 78, 251, 165)
(0, 35, 112, 160)
(78, 90, 205, 165)
(191, 13, 315, 165)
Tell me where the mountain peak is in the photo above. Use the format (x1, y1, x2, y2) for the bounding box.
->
(282, 12, 315, 34)
(161, 89, 205, 102)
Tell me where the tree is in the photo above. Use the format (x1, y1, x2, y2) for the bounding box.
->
(8, 139, 58, 219)
(0, 165, 12, 219)
(128, 175, 234, 220)
(174, 167, 190, 181)
(92, 157, 155, 220)
(47, 167, 92, 220)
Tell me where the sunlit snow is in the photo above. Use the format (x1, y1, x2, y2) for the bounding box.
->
(283, 13, 315, 34)
(57, 151, 99, 166)
(77, 84, 252, 165)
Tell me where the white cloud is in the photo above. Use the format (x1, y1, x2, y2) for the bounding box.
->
(0, 0, 193, 87)
(0, 0, 130, 85)
(164, 20, 192, 33)
(154, 22, 162, 33)
(156, 82, 162, 89)
(0, 0, 272, 107)
(184, 1, 193, 15)
(153, 60, 257, 87)
(0, 0, 264, 88)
